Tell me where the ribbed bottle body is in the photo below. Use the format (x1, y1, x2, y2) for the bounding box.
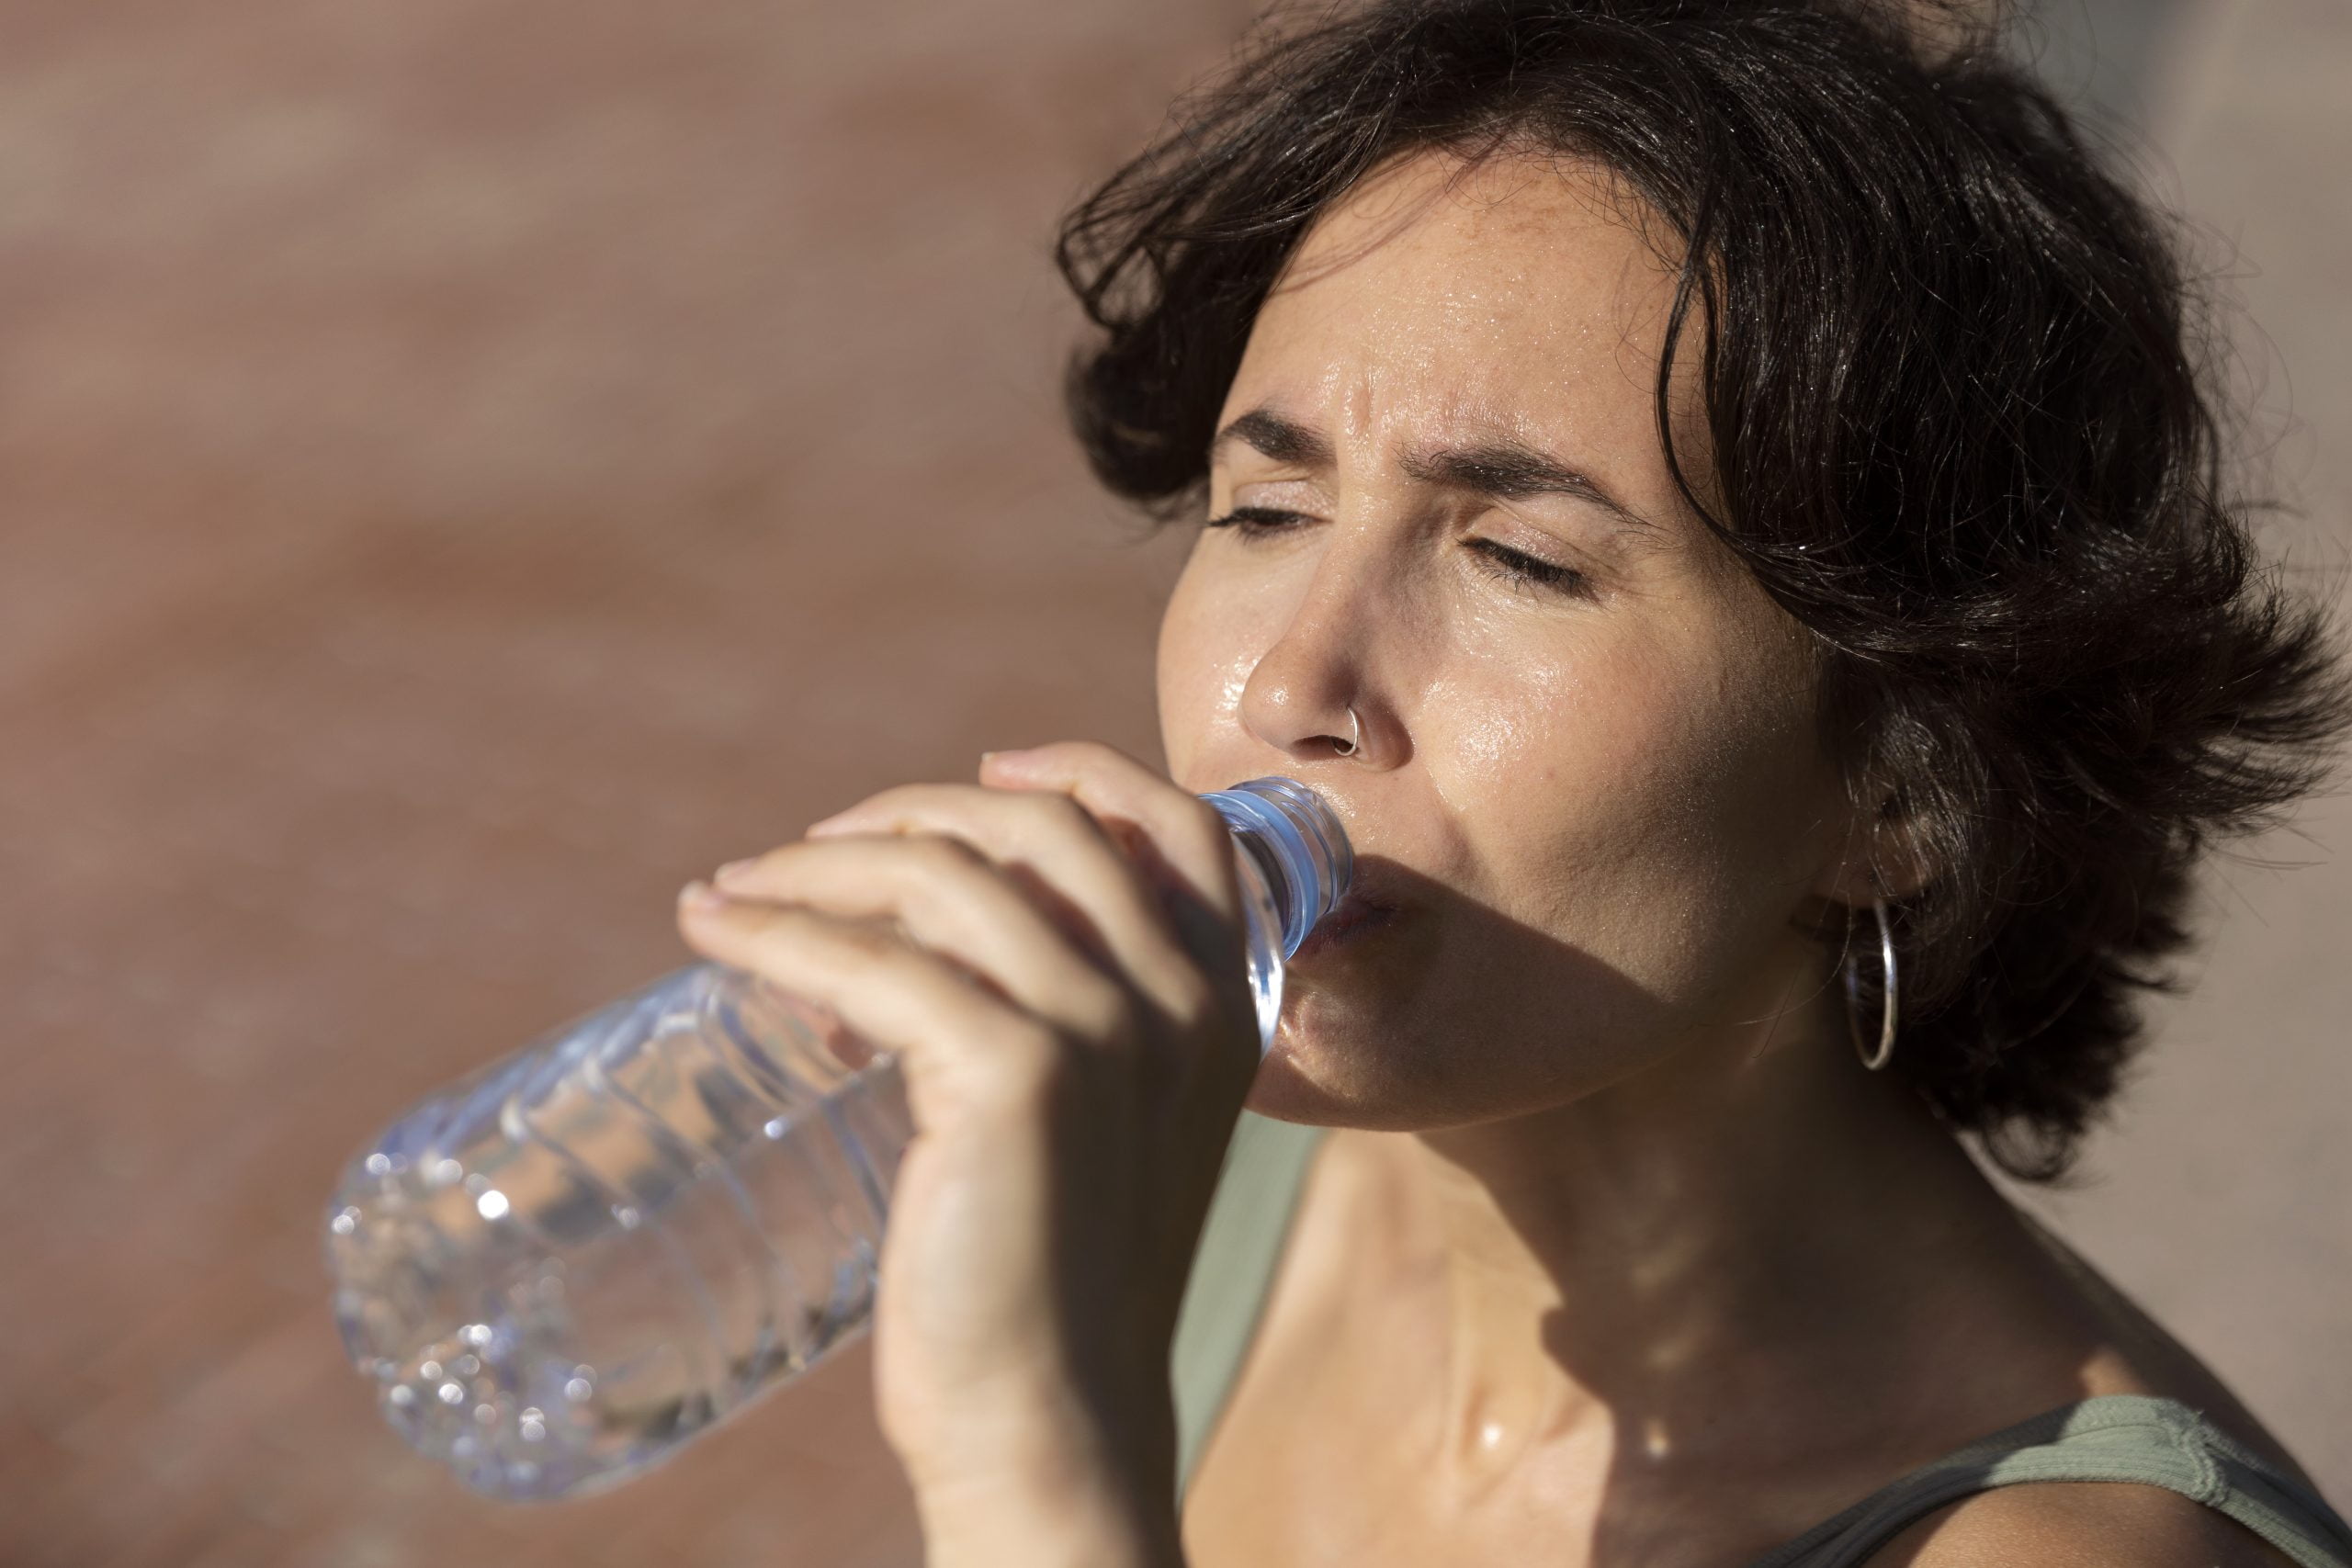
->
(327, 965, 913, 1498)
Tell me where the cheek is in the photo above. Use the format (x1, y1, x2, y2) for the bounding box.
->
(1155, 558, 1252, 785)
(1419, 633, 1579, 824)
(1427, 620, 1710, 853)
(1441, 614, 1826, 1003)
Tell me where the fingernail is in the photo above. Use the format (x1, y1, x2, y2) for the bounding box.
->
(679, 879, 729, 910)
(713, 858, 759, 886)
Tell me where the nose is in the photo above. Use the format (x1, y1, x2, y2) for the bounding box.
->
(1236, 553, 1396, 769)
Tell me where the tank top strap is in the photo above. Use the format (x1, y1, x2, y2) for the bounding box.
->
(1166, 1129, 2352, 1568)
(1742, 1393, 2352, 1568)
(1170, 1111, 1329, 1502)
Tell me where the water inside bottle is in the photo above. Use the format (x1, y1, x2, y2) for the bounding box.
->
(327, 966, 914, 1497)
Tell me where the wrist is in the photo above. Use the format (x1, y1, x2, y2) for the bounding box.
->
(908, 1400, 1183, 1568)
(920, 1486, 1183, 1568)
(919, 1469, 1183, 1568)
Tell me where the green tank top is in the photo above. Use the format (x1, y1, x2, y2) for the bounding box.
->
(1169, 1112, 2352, 1568)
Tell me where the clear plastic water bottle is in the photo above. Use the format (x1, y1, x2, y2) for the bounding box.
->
(324, 775, 1351, 1501)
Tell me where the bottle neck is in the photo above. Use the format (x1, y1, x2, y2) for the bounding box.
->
(1200, 777, 1352, 960)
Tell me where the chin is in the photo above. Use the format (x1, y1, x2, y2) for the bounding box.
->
(1243, 1007, 1490, 1134)
(1244, 979, 1658, 1134)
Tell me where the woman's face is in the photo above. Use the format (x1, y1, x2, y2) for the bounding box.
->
(1158, 150, 1862, 1131)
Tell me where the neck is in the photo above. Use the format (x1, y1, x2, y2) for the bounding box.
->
(1372, 977, 2073, 1497)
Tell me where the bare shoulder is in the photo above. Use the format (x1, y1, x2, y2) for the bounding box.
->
(2007, 1205, 2319, 1485)
(1860, 1481, 2306, 1568)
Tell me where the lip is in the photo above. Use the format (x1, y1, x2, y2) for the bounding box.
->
(1290, 886, 1403, 962)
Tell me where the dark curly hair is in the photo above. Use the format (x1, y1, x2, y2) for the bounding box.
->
(1052, 0, 2352, 1179)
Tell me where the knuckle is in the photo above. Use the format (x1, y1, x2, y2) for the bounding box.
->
(975, 1019, 1069, 1108)
(906, 833, 987, 876)
(1184, 796, 1236, 863)
(1069, 974, 1140, 1043)
(1014, 789, 1091, 835)
(776, 907, 896, 967)
(869, 781, 938, 810)
(1162, 969, 1222, 1033)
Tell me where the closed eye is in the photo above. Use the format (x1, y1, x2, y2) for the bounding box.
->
(1203, 506, 1591, 600)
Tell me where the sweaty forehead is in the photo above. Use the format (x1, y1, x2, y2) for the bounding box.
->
(1238, 150, 1690, 446)
(1270, 152, 1679, 343)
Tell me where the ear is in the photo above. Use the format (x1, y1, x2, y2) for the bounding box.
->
(1811, 779, 1937, 908)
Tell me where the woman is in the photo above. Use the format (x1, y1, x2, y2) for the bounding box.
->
(678, 2, 2352, 1563)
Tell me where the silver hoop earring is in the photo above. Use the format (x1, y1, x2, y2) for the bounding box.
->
(1332, 705, 1361, 757)
(1844, 897, 1898, 1071)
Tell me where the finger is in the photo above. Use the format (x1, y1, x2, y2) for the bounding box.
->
(701, 833, 1141, 1049)
(790, 784, 1131, 976)
(768, 782, 1225, 1040)
(678, 889, 1066, 1122)
(975, 742, 1249, 992)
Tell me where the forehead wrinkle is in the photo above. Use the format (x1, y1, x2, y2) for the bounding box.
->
(1212, 393, 1669, 558)
(1225, 149, 1714, 535)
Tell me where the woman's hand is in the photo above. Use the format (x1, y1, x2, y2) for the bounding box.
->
(674, 740, 1261, 1567)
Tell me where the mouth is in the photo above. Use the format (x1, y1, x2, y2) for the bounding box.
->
(1290, 886, 1403, 962)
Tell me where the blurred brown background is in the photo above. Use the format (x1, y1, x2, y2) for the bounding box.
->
(0, 1, 2343, 1563)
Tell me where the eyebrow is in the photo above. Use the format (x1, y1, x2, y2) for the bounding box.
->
(1208, 407, 1656, 533)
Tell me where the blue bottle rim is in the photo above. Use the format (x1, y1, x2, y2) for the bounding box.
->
(1200, 776, 1353, 959)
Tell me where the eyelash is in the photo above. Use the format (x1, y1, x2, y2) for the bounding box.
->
(1203, 505, 1589, 599)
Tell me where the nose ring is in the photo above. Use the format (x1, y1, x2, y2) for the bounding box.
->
(1333, 705, 1361, 757)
